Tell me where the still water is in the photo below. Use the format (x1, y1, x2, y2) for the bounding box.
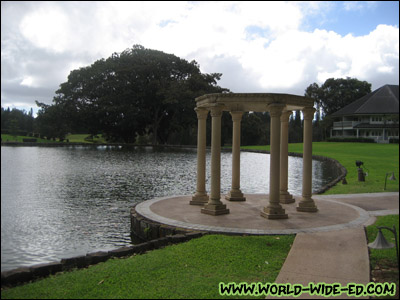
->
(1, 145, 338, 271)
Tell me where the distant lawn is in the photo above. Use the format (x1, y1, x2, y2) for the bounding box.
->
(1, 134, 106, 144)
(1, 134, 57, 143)
(65, 134, 107, 144)
(0, 234, 294, 299)
(242, 142, 399, 194)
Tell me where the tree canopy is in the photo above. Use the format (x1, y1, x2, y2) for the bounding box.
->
(13, 48, 375, 145)
(37, 45, 228, 143)
(304, 77, 372, 141)
(305, 77, 372, 118)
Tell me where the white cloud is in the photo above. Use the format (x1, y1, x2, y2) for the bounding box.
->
(343, 1, 378, 12)
(1, 1, 399, 109)
(19, 3, 70, 53)
(20, 76, 34, 87)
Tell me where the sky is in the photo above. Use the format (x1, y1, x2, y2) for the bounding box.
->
(1, 1, 399, 115)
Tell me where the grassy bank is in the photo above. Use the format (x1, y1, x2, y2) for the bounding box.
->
(242, 142, 399, 194)
(2, 217, 398, 299)
(1, 234, 294, 299)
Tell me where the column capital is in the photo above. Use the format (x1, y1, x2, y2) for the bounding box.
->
(302, 107, 316, 120)
(210, 106, 223, 117)
(194, 107, 209, 120)
(230, 111, 244, 122)
(280, 110, 292, 122)
(267, 103, 285, 117)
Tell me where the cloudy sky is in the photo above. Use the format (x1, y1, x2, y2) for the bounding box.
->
(1, 1, 399, 114)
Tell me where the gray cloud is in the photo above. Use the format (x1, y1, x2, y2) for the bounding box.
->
(1, 1, 399, 112)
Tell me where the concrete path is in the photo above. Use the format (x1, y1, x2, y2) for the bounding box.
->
(269, 228, 370, 299)
(268, 192, 399, 299)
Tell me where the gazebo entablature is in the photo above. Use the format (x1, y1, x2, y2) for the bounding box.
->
(191, 93, 317, 219)
(195, 93, 314, 112)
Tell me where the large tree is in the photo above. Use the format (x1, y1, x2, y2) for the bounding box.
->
(305, 77, 372, 118)
(50, 45, 228, 144)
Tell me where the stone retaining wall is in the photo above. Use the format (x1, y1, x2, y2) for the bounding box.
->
(1, 231, 205, 288)
(130, 205, 205, 241)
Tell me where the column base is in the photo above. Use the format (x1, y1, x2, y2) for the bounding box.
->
(279, 192, 295, 204)
(296, 197, 318, 212)
(201, 203, 230, 215)
(190, 194, 209, 205)
(260, 206, 288, 219)
(225, 190, 246, 202)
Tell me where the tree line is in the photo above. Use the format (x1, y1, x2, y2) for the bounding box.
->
(1, 107, 35, 137)
(1, 45, 372, 145)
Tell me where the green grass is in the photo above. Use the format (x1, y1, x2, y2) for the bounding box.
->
(242, 142, 399, 194)
(1, 234, 295, 299)
(1, 134, 57, 143)
(1, 134, 106, 144)
(65, 134, 107, 144)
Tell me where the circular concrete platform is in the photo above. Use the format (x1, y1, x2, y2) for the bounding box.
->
(135, 194, 372, 235)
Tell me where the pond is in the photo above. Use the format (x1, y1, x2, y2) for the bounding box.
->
(1, 145, 338, 271)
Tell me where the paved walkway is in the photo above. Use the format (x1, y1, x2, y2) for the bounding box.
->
(135, 192, 399, 299)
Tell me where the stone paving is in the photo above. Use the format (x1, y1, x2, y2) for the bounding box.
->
(136, 192, 399, 299)
(135, 192, 399, 235)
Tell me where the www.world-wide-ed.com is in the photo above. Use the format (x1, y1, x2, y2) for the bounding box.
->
(219, 282, 396, 297)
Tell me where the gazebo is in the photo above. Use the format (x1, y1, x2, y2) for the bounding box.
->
(190, 93, 318, 219)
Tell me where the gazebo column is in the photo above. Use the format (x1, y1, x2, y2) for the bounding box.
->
(190, 108, 209, 205)
(201, 106, 229, 215)
(226, 111, 246, 202)
(280, 111, 295, 204)
(297, 107, 318, 212)
(261, 103, 288, 219)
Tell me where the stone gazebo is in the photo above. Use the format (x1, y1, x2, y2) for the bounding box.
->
(190, 93, 317, 219)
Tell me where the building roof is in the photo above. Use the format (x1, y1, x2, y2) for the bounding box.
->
(331, 84, 399, 116)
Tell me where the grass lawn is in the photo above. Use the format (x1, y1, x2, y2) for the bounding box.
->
(65, 134, 107, 144)
(1, 134, 106, 144)
(1, 234, 295, 299)
(1, 134, 56, 143)
(242, 142, 399, 194)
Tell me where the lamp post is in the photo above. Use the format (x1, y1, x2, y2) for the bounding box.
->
(384, 172, 396, 190)
(368, 225, 399, 268)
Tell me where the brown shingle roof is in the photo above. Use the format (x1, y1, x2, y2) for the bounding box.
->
(331, 85, 399, 116)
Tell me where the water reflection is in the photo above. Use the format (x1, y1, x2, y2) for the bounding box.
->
(1, 146, 337, 271)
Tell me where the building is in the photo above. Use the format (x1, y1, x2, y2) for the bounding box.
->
(330, 84, 399, 143)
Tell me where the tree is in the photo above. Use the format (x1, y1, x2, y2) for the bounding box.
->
(306, 77, 371, 118)
(241, 112, 270, 145)
(304, 77, 371, 141)
(51, 45, 228, 144)
(35, 101, 69, 141)
(289, 110, 302, 143)
(1, 107, 35, 136)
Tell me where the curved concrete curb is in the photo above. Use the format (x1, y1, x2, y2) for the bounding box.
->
(134, 196, 371, 235)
